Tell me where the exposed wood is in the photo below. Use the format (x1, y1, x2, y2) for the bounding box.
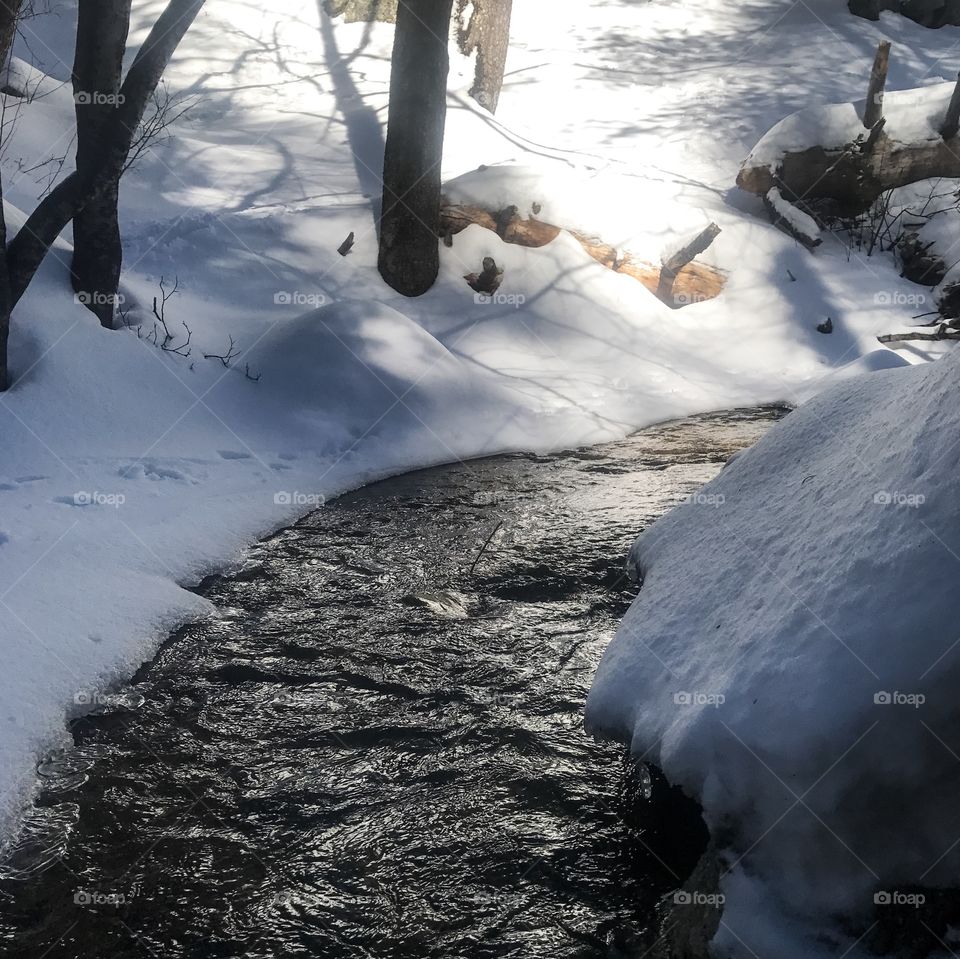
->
(656, 223, 721, 302)
(941, 73, 960, 140)
(864, 41, 891, 129)
(440, 202, 726, 308)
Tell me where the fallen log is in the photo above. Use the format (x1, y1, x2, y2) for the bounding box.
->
(878, 323, 960, 344)
(737, 44, 960, 214)
(439, 201, 726, 308)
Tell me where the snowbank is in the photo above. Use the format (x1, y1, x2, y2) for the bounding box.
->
(587, 351, 960, 956)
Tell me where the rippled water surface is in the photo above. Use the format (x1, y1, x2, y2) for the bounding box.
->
(0, 409, 783, 958)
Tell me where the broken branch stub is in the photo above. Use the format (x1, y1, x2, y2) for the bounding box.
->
(864, 40, 891, 129)
(656, 223, 721, 303)
(941, 73, 960, 140)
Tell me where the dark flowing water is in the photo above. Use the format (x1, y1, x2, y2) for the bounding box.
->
(0, 409, 783, 959)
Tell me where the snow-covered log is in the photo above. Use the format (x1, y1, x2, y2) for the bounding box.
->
(440, 201, 726, 308)
(738, 46, 960, 213)
(763, 188, 822, 249)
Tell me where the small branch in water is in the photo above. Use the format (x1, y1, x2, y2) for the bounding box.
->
(470, 519, 504, 576)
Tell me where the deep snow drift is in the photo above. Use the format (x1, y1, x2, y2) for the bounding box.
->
(587, 350, 960, 957)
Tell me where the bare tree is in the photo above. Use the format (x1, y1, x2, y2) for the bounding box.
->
(70, 0, 132, 327)
(378, 0, 455, 297)
(455, 0, 512, 114)
(0, 0, 206, 389)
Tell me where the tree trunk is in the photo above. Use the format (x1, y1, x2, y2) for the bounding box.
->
(0, 0, 17, 68)
(6, 0, 206, 308)
(0, 0, 21, 390)
(324, 0, 397, 20)
(71, 0, 132, 327)
(0, 196, 9, 392)
(378, 0, 454, 297)
(455, 0, 512, 114)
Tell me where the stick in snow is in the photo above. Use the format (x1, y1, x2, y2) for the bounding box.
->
(942, 73, 960, 140)
(656, 223, 721, 303)
(338, 232, 355, 256)
(470, 519, 504, 575)
(864, 40, 891, 129)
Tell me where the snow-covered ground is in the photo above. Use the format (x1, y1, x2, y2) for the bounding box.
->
(0, 0, 958, 950)
(587, 347, 960, 958)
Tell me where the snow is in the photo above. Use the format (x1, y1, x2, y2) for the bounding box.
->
(586, 349, 960, 957)
(1, 0, 960, 951)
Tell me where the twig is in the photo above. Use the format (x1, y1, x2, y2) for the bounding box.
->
(203, 335, 240, 368)
(469, 519, 503, 576)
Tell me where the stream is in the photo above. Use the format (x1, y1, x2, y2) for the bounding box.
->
(0, 408, 784, 958)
